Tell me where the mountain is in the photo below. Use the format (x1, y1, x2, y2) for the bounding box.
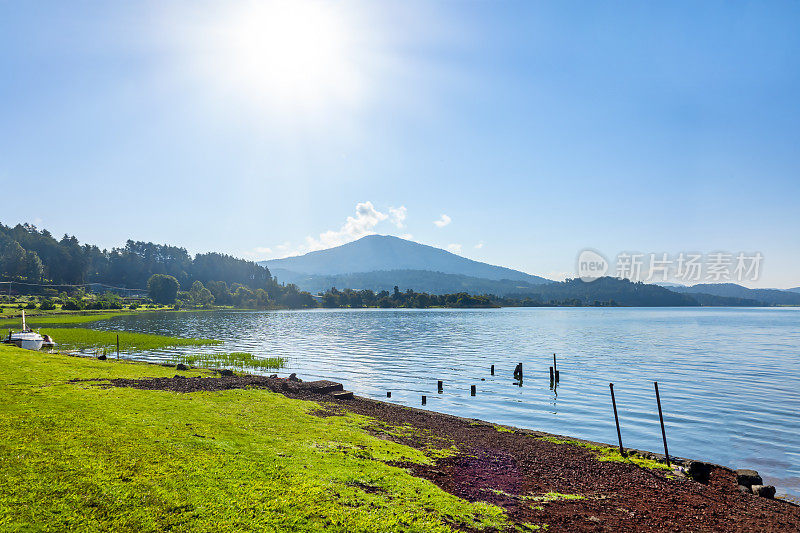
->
(669, 283, 800, 306)
(262, 235, 550, 293)
(270, 268, 551, 296)
(788, 287, 800, 294)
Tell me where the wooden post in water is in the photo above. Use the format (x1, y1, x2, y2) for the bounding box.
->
(549, 366, 554, 381)
(422, 395, 426, 406)
(471, 385, 476, 396)
(654, 381, 671, 467)
(553, 353, 559, 382)
(609, 383, 625, 456)
(116, 334, 119, 359)
(490, 364, 495, 376)
(437, 380, 443, 392)
(386, 391, 391, 398)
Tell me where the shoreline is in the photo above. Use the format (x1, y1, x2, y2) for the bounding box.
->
(93, 361, 800, 531)
(5, 344, 799, 531)
(63, 345, 798, 505)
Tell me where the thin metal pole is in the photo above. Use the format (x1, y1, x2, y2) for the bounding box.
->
(654, 381, 670, 467)
(609, 383, 625, 456)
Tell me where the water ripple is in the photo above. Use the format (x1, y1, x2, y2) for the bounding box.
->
(85, 307, 800, 498)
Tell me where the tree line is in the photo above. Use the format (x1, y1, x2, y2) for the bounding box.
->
(0, 222, 316, 309)
(320, 286, 496, 308)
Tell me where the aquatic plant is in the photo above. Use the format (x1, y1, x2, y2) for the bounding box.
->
(169, 352, 287, 371)
(47, 328, 220, 352)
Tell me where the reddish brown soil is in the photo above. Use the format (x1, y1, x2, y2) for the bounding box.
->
(99, 373, 800, 532)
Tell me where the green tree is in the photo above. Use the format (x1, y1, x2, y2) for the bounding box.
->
(24, 251, 44, 282)
(147, 274, 180, 304)
(189, 281, 215, 308)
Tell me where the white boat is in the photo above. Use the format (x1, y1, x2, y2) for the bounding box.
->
(2, 311, 50, 351)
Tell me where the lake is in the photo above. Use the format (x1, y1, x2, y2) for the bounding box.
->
(84, 307, 800, 499)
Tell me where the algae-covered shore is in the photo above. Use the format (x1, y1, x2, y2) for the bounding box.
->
(2, 345, 799, 532)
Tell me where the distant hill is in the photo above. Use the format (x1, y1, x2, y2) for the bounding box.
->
(669, 283, 800, 306)
(262, 235, 550, 291)
(270, 268, 551, 296)
(788, 287, 800, 294)
(505, 277, 701, 307)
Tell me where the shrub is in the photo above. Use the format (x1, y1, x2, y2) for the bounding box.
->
(39, 299, 57, 311)
(62, 298, 85, 311)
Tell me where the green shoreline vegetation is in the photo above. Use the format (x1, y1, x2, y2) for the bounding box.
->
(535, 436, 672, 472)
(49, 328, 220, 352)
(0, 345, 507, 531)
(168, 352, 287, 371)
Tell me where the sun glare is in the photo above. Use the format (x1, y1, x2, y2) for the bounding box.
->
(195, 1, 361, 113)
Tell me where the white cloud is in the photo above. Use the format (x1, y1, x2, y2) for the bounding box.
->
(545, 270, 570, 282)
(447, 243, 462, 254)
(389, 206, 407, 228)
(474, 241, 484, 249)
(433, 214, 451, 228)
(305, 201, 387, 252)
(261, 202, 418, 260)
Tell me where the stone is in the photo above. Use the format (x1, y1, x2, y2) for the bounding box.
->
(751, 485, 776, 499)
(269, 374, 278, 378)
(303, 380, 343, 394)
(332, 391, 354, 400)
(737, 485, 751, 494)
(687, 461, 711, 483)
(176, 363, 189, 371)
(736, 469, 763, 488)
(218, 369, 234, 377)
(288, 373, 300, 382)
(97, 354, 107, 360)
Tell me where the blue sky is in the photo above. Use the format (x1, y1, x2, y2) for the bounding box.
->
(1, 1, 799, 287)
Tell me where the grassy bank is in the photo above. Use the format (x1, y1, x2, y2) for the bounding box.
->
(0, 311, 134, 328)
(0, 346, 506, 532)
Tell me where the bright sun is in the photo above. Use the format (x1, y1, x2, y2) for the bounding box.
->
(194, 0, 361, 112)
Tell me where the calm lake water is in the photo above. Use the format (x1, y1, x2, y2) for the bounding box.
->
(83, 307, 800, 499)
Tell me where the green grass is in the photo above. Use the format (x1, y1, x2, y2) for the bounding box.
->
(169, 352, 287, 370)
(0, 312, 125, 328)
(0, 345, 508, 531)
(536, 436, 672, 471)
(45, 328, 221, 352)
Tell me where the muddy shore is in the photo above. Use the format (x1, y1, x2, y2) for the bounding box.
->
(95, 371, 800, 532)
